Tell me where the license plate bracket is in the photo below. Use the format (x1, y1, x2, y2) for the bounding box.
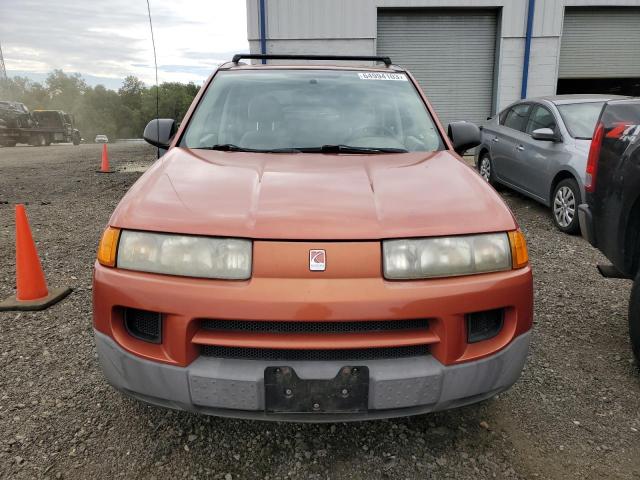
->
(264, 366, 369, 414)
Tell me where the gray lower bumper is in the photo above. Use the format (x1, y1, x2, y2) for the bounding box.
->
(95, 330, 530, 422)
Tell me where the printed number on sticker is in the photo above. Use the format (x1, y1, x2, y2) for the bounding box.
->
(358, 72, 407, 81)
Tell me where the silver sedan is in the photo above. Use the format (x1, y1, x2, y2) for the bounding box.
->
(475, 95, 624, 234)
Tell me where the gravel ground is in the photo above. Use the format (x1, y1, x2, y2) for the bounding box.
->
(0, 143, 639, 480)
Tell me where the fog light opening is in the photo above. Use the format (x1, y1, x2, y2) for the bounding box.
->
(466, 309, 504, 344)
(124, 308, 162, 344)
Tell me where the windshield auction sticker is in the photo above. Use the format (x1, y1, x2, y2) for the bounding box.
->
(358, 72, 407, 81)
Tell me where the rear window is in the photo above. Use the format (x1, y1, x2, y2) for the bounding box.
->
(180, 70, 444, 152)
(557, 102, 605, 139)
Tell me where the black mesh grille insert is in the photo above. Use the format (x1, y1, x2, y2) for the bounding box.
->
(200, 345, 428, 361)
(201, 319, 429, 334)
(467, 309, 504, 343)
(124, 308, 162, 343)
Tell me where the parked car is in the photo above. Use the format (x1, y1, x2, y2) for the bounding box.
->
(93, 54, 533, 421)
(476, 95, 625, 234)
(578, 98, 640, 361)
(95, 134, 109, 143)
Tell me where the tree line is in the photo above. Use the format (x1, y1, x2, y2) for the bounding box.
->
(0, 70, 200, 142)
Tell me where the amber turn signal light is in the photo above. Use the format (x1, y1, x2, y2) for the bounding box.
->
(97, 227, 121, 267)
(508, 230, 529, 269)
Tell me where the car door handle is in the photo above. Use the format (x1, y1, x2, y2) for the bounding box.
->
(491, 137, 499, 143)
(515, 145, 525, 151)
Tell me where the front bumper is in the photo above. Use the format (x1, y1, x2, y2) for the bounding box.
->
(95, 329, 530, 422)
(93, 260, 533, 367)
(93, 242, 532, 421)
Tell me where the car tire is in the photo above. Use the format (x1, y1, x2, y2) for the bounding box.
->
(629, 272, 640, 362)
(551, 178, 581, 235)
(477, 151, 497, 186)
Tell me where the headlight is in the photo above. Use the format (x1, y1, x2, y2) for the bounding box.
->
(116, 230, 252, 280)
(383, 233, 512, 279)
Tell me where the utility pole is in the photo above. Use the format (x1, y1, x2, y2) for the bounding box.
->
(0, 41, 7, 82)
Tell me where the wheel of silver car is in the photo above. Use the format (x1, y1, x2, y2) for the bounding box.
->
(477, 152, 496, 186)
(554, 186, 575, 227)
(552, 178, 581, 234)
(480, 156, 491, 181)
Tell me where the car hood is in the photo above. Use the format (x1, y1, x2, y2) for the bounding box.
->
(110, 147, 516, 239)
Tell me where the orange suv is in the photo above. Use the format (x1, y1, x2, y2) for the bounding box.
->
(94, 54, 532, 421)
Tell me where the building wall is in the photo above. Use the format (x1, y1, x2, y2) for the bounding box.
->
(248, 39, 376, 58)
(246, 0, 640, 110)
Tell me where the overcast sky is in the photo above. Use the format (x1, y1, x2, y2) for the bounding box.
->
(1, 0, 249, 89)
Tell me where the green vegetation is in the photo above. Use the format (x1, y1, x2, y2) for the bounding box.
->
(0, 70, 199, 141)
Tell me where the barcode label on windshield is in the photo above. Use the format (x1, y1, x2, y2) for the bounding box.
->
(358, 72, 407, 81)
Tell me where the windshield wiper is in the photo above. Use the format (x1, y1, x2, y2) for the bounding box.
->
(202, 144, 302, 153)
(200, 144, 407, 154)
(204, 143, 253, 152)
(297, 144, 408, 154)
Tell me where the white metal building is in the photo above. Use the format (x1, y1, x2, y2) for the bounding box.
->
(246, 0, 640, 125)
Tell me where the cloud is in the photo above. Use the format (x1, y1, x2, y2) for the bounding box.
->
(159, 64, 214, 75)
(0, 0, 249, 87)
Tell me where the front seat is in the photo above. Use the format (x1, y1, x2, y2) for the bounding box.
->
(239, 95, 289, 150)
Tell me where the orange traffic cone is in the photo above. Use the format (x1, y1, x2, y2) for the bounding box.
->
(98, 143, 113, 173)
(0, 205, 71, 311)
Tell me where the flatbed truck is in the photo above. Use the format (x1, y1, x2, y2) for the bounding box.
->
(0, 102, 81, 147)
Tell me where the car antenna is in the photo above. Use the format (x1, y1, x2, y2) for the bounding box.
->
(146, 0, 160, 159)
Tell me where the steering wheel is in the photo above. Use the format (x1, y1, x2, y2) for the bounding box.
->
(347, 125, 396, 141)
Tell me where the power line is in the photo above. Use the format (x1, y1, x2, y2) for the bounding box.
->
(0, 41, 7, 82)
(145, 0, 160, 159)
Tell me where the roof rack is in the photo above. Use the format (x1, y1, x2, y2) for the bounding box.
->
(231, 54, 392, 66)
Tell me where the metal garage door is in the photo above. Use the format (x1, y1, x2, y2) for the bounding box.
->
(559, 8, 640, 78)
(377, 9, 497, 127)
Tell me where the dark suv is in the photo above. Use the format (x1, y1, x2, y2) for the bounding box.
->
(579, 98, 640, 360)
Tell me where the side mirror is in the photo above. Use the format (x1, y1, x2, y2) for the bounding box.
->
(448, 121, 481, 155)
(531, 127, 560, 142)
(143, 119, 176, 149)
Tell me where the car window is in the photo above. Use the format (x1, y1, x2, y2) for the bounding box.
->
(503, 104, 532, 133)
(556, 102, 605, 139)
(526, 105, 556, 134)
(180, 70, 444, 152)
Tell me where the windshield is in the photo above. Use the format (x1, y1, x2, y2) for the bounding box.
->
(180, 70, 444, 152)
(557, 102, 605, 139)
